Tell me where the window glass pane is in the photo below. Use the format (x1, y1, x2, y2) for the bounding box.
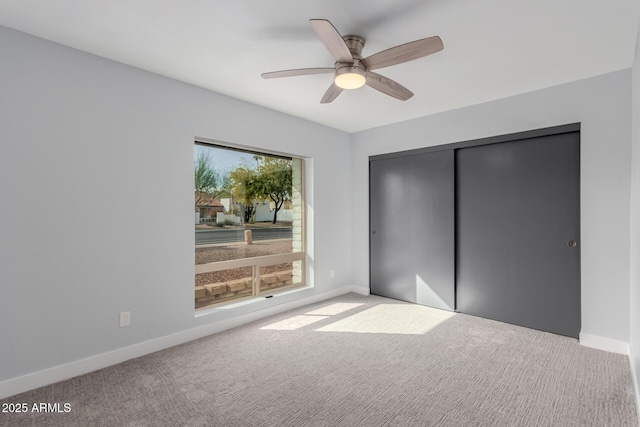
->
(194, 144, 301, 259)
(195, 142, 305, 309)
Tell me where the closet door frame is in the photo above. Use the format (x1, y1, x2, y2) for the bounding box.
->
(369, 123, 580, 162)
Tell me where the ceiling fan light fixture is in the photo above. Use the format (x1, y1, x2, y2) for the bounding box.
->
(334, 66, 366, 90)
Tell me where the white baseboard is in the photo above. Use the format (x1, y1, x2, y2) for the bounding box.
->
(579, 332, 630, 355)
(0, 286, 365, 400)
(345, 285, 370, 296)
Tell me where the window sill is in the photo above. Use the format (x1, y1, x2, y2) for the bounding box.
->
(194, 284, 312, 318)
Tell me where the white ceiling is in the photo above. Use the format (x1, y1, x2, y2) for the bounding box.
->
(1, 1, 638, 133)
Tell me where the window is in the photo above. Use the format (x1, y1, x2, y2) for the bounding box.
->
(194, 141, 305, 309)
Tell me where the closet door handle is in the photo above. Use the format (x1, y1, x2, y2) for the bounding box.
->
(567, 240, 577, 247)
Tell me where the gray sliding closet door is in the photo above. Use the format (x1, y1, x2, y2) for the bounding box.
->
(370, 150, 455, 310)
(456, 132, 580, 338)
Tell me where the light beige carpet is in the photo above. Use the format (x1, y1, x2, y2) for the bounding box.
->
(0, 293, 637, 426)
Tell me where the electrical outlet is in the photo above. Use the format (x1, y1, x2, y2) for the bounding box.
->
(119, 311, 130, 327)
(330, 269, 335, 279)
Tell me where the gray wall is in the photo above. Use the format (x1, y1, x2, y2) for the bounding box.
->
(0, 26, 352, 384)
(352, 69, 632, 344)
(630, 24, 640, 414)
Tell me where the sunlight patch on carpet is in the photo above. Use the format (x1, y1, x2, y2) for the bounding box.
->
(315, 304, 455, 335)
(305, 302, 364, 316)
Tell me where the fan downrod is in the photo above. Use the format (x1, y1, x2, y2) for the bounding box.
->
(342, 35, 365, 59)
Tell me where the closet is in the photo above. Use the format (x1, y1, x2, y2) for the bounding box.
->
(369, 124, 581, 338)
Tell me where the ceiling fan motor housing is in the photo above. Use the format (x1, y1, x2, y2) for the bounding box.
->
(343, 35, 365, 59)
(334, 35, 366, 89)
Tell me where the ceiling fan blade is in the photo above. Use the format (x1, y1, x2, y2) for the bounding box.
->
(310, 19, 353, 64)
(366, 72, 413, 101)
(320, 83, 343, 104)
(262, 68, 334, 79)
(362, 36, 443, 70)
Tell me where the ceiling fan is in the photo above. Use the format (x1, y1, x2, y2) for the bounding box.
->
(261, 19, 443, 103)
